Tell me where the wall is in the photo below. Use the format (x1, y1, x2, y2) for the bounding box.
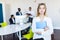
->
(2, 0, 60, 27)
(5, 4, 11, 24)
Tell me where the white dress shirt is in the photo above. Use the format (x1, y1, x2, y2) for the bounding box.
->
(12, 18, 15, 23)
(26, 10, 35, 18)
(19, 12, 22, 16)
(31, 16, 53, 40)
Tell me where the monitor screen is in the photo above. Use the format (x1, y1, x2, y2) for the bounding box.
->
(15, 15, 28, 24)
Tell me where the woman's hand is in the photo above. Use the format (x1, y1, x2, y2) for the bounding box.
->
(36, 32, 42, 34)
(44, 27, 49, 31)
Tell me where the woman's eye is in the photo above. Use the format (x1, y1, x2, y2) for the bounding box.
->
(39, 8, 45, 9)
(39, 8, 41, 9)
(43, 8, 45, 9)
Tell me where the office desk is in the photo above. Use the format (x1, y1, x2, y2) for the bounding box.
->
(0, 23, 31, 40)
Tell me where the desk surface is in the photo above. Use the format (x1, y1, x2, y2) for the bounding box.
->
(0, 23, 31, 35)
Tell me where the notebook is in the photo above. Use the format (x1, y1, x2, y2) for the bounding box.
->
(36, 21, 47, 29)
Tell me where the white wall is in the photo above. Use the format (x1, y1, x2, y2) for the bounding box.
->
(2, 0, 60, 27)
(46, 0, 60, 27)
(5, 4, 11, 24)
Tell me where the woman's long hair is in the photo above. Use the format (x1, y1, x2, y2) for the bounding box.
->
(37, 3, 47, 17)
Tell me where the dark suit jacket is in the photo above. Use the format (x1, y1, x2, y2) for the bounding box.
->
(16, 11, 22, 15)
(9, 18, 15, 24)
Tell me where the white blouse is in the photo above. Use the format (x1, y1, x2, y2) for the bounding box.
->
(31, 16, 53, 40)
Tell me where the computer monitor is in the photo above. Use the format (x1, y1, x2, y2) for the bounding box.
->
(0, 2, 6, 24)
(0, 3, 3, 23)
(15, 15, 28, 24)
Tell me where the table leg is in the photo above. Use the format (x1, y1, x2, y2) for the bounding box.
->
(1, 35, 3, 40)
(18, 31, 21, 40)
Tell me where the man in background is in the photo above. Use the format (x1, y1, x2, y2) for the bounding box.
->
(26, 7, 35, 23)
(16, 8, 22, 16)
(9, 15, 15, 24)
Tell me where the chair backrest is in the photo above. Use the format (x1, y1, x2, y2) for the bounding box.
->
(1, 22, 7, 27)
(29, 29, 34, 36)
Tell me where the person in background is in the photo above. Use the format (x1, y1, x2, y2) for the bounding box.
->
(32, 3, 53, 40)
(16, 8, 22, 16)
(9, 15, 15, 24)
(26, 7, 35, 23)
(9, 15, 16, 40)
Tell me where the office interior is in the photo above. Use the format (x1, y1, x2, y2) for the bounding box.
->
(0, 0, 60, 40)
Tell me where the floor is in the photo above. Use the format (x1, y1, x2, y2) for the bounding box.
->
(0, 29, 60, 40)
(0, 33, 19, 40)
(54, 29, 60, 40)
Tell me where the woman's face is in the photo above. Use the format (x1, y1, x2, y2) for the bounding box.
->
(39, 5, 46, 15)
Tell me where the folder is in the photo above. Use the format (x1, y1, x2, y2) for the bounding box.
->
(36, 21, 47, 29)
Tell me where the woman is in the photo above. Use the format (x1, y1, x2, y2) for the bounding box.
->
(32, 3, 53, 40)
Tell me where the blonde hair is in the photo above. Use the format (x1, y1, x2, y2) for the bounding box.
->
(37, 3, 47, 17)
